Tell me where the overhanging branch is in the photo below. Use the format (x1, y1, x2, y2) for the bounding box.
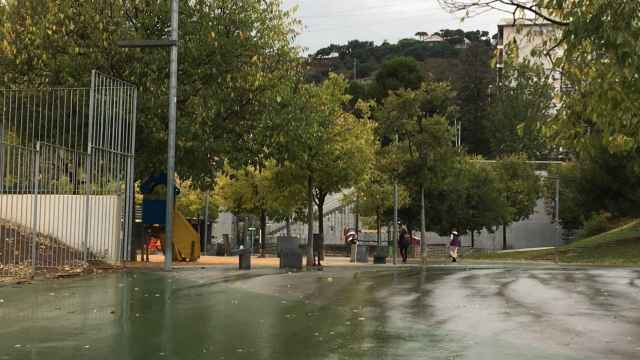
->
(436, 0, 569, 27)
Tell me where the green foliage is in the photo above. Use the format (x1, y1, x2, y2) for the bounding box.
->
(375, 81, 458, 184)
(276, 74, 375, 193)
(0, 0, 303, 184)
(271, 74, 375, 261)
(547, 0, 640, 155)
(261, 162, 307, 222)
(454, 42, 494, 156)
(213, 167, 254, 217)
(489, 60, 555, 160)
(308, 29, 491, 83)
(543, 162, 583, 231)
(572, 146, 640, 218)
(213, 161, 303, 221)
(413, 156, 508, 236)
(175, 181, 218, 220)
(344, 143, 410, 226)
(375, 80, 461, 234)
(373, 57, 424, 99)
(577, 212, 617, 240)
(544, 145, 640, 231)
(493, 154, 541, 225)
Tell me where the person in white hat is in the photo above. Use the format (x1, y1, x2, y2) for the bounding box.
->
(449, 230, 461, 262)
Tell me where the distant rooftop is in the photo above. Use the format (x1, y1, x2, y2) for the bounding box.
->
(498, 17, 555, 27)
(423, 34, 445, 43)
(315, 52, 340, 59)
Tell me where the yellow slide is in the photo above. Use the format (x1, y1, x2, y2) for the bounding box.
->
(169, 211, 201, 261)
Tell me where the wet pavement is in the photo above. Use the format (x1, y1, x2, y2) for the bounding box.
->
(1, 265, 640, 359)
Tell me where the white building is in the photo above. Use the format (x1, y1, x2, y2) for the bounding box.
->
(497, 18, 565, 91)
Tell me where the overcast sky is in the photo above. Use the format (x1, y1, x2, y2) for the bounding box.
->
(282, 0, 505, 53)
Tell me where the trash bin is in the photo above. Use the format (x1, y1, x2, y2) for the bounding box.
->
(278, 236, 302, 270)
(373, 246, 387, 264)
(232, 247, 252, 270)
(356, 244, 368, 263)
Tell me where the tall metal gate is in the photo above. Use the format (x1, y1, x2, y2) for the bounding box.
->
(0, 71, 137, 276)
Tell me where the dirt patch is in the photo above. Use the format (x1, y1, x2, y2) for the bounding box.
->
(1, 218, 119, 282)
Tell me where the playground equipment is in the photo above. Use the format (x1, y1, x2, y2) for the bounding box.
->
(140, 174, 200, 261)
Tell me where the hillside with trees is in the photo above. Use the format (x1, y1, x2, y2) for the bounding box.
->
(307, 29, 492, 82)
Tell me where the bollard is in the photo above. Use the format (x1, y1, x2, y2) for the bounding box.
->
(233, 247, 252, 270)
(239, 251, 251, 270)
(373, 247, 387, 264)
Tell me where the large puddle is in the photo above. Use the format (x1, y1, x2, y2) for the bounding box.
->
(1, 267, 639, 359)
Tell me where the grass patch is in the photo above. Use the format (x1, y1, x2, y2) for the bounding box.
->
(468, 220, 640, 266)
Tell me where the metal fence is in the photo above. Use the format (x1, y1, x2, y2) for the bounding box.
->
(0, 71, 137, 276)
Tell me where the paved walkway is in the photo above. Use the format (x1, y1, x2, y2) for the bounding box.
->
(1, 265, 639, 359)
(126, 254, 428, 269)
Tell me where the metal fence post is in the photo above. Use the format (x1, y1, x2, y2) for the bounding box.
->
(83, 71, 96, 263)
(31, 141, 40, 274)
(123, 89, 137, 262)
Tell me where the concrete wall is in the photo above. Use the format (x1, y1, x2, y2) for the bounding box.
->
(214, 192, 357, 246)
(424, 199, 561, 250)
(215, 190, 561, 251)
(0, 194, 122, 262)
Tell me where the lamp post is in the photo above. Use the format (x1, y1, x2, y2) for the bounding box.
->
(164, 0, 179, 271)
(118, 0, 180, 271)
(393, 133, 399, 265)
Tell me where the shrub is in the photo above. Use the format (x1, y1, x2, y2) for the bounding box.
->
(577, 212, 615, 239)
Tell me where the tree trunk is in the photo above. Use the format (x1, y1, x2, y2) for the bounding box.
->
(234, 214, 240, 248)
(285, 217, 291, 237)
(259, 208, 267, 258)
(471, 231, 475, 248)
(355, 194, 360, 234)
(502, 224, 507, 250)
(376, 207, 381, 246)
(420, 184, 426, 259)
(306, 175, 314, 268)
(316, 193, 326, 262)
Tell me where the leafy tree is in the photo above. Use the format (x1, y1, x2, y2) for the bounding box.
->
(489, 59, 556, 160)
(426, 157, 508, 246)
(438, 1, 640, 156)
(344, 142, 410, 245)
(461, 160, 509, 246)
(434, 29, 466, 46)
(310, 33, 490, 83)
(454, 41, 494, 156)
(175, 180, 218, 220)
(543, 162, 583, 233)
(275, 74, 375, 266)
(415, 31, 429, 41)
(464, 30, 491, 44)
(262, 163, 307, 236)
(373, 57, 424, 99)
(213, 166, 257, 244)
(439, 0, 640, 240)
(214, 161, 306, 254)
(493, 154, 541, 249)
(0, 0, 302, 185)
(544, 145, 640, 233)
(549, 1, 640, 158)
(376, 81, 459, 256)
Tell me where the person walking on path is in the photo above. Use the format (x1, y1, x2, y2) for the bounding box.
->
(398, 225, 410, 264)
(449, 230, 461, 262)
